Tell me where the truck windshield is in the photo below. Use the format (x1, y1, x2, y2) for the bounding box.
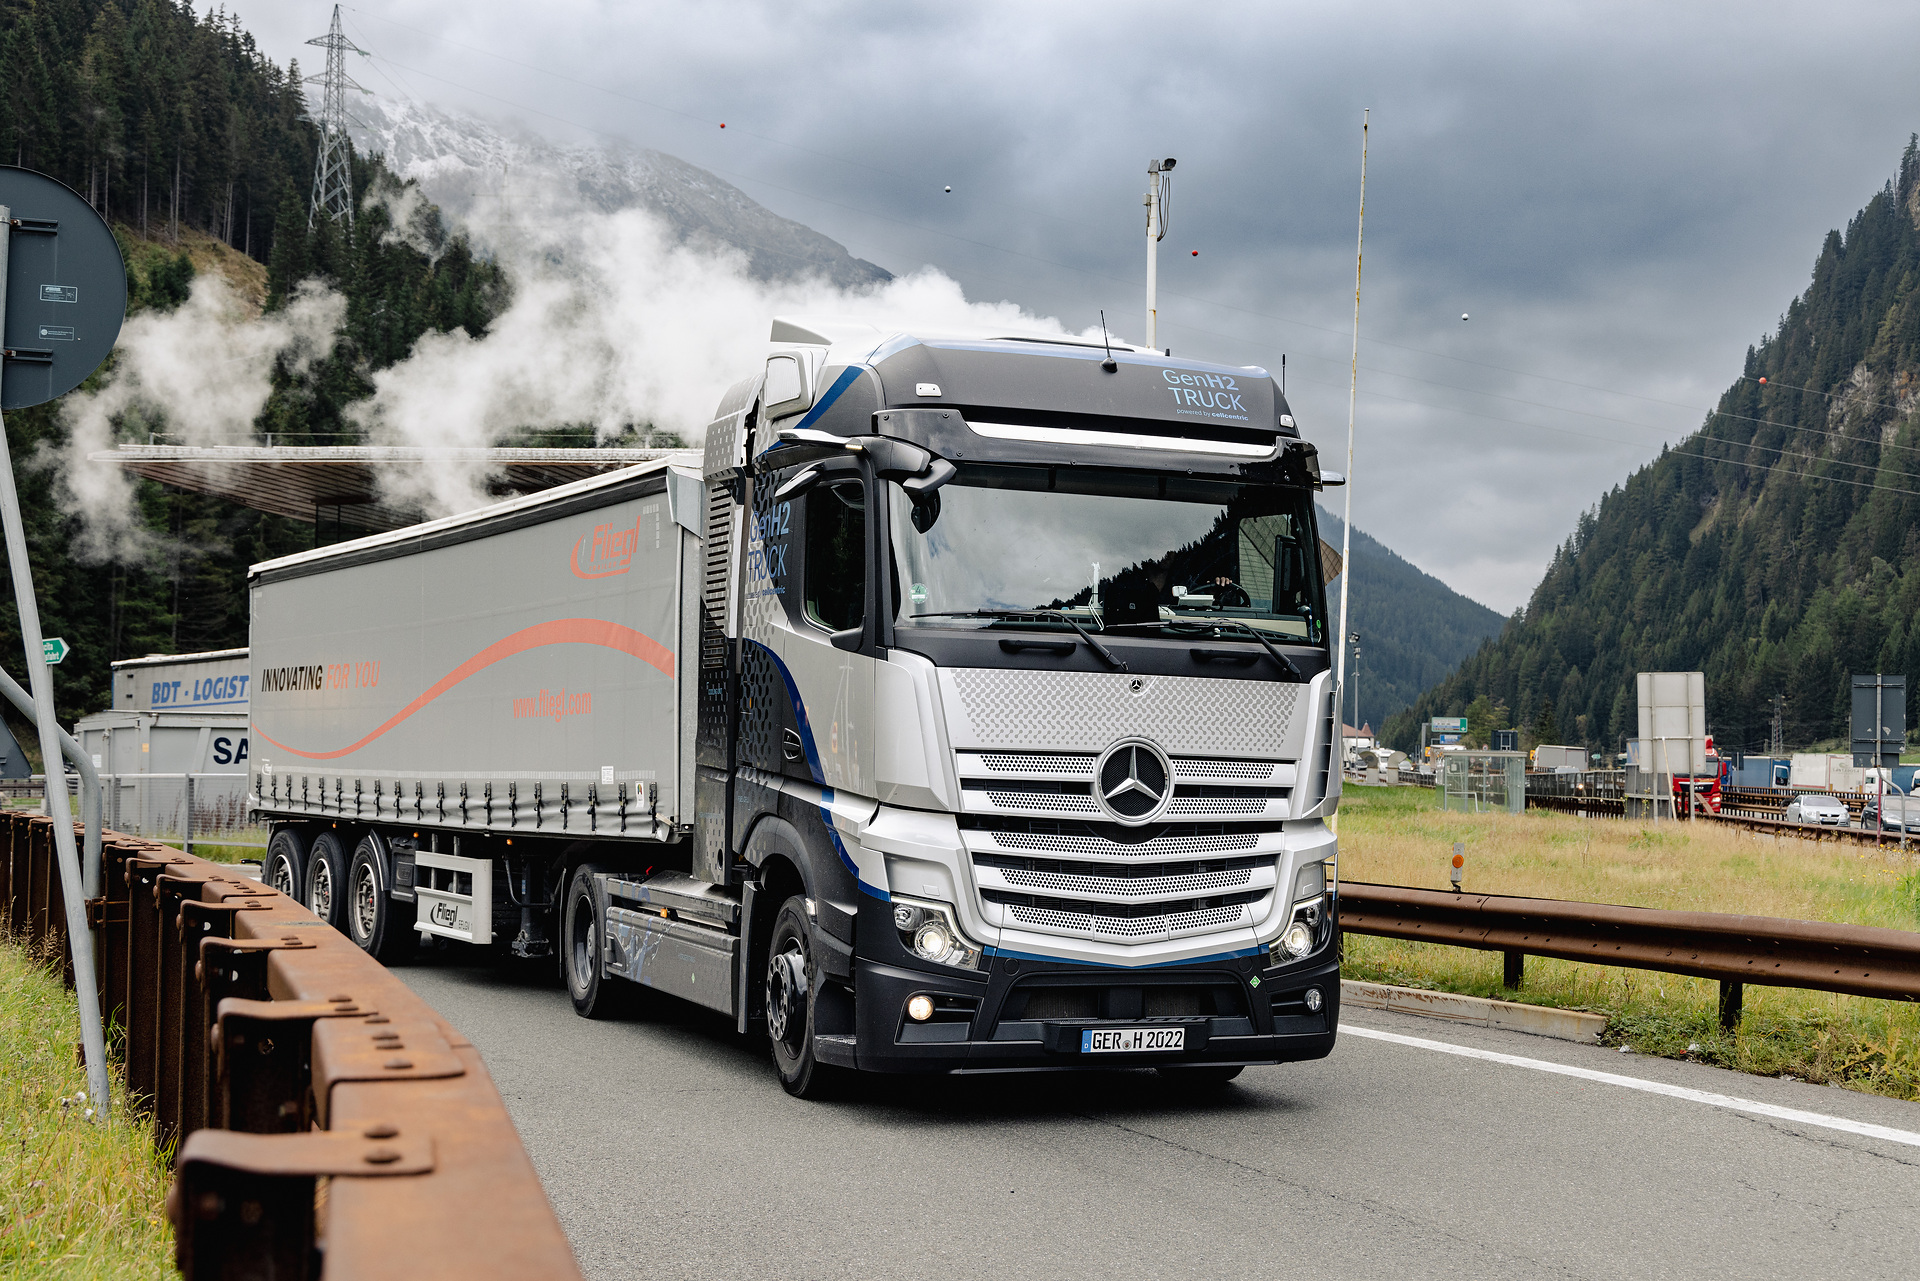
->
(889, 463, 1327, 643)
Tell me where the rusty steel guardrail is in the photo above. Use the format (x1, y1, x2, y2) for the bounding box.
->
(0, 810, 581, 1280)
(1338, 880, 1920, 1026)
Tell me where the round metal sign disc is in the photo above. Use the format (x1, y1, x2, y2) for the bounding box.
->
(0, 167, 128, 411)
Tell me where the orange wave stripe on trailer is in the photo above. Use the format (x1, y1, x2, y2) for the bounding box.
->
(250, 618, 674, 761)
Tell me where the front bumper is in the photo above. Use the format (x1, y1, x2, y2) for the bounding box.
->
(839, 947, 1341, 1075)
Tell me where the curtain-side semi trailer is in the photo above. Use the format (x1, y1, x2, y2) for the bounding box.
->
(247, 317, 1345, 1096)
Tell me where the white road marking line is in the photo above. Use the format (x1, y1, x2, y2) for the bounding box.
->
(1342, 1024, 1920, 1149)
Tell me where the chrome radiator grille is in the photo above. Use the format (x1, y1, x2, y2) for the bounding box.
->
(963, 816, 1284, 945)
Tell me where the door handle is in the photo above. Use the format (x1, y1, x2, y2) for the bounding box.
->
(783, 728, 804, 762)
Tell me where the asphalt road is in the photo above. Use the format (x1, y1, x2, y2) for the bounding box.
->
(399, 957, 1920, 1281)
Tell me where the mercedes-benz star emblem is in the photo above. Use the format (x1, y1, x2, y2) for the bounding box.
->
(1095, 739, 1173, 825)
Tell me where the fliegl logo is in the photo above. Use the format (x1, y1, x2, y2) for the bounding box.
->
(571, 503, 660, 579)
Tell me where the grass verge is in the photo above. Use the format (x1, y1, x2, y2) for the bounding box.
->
(0, 937, 173, 1278)
(1337, 783, 1920, 1099)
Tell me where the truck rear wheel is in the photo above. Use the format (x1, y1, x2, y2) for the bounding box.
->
(305, 830, 349, 929)
(563, 866, 634, 1019)
(264, 828, 307, 901)
(766, 896, 844, 1099)
(346, 834, 414, 963)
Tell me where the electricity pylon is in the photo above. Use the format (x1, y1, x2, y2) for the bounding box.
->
(306, 5, 365, 229)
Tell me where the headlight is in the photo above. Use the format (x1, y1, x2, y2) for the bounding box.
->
(1292, 859, 1326, 903)
(1281, 921, 1313, 958)
(890, 895, 982, 970)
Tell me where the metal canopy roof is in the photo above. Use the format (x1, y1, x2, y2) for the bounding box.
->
(91, 444, 700, 532)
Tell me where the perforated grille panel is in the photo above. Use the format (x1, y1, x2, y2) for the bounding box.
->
(980, 753, 1095, 775)
(984, 789, 1099, 813)
(997, 865, 1254, 897)
(1175, 759, 1283, 781)
(946, 669, 1300, 756)
(1167, 796, 1271, 815)
(1007, 900, 1250, 939)
(986, 829, 1260, 857)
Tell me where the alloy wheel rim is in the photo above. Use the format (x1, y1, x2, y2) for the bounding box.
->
(312, 861, 333, 919)
(352, 863, 378, 941)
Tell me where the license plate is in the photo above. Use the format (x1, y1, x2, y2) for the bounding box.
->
(1081, 1026, 1185, 1054)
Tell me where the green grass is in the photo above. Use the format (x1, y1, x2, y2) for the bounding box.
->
(0, 937, 173, 1278)
(1335, 783, 1920, 1098)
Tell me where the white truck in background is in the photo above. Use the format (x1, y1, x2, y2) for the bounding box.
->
(246, 318, 1345, 1095)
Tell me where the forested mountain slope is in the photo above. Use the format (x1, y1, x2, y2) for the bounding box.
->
(1384, 139, 1920, 756)
(0, 0, 504, 725)
(1316, 506, 1504, 732)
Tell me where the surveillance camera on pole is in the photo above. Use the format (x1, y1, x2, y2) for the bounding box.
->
(1145, 158, 1175, 349)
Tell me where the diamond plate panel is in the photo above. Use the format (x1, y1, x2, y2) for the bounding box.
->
(943, 669, 1302, 757)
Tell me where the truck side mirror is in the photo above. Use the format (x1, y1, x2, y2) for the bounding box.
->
(830, 626, 864, 653)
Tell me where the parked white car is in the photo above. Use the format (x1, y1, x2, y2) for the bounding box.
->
(1784, 794, 1850, 826)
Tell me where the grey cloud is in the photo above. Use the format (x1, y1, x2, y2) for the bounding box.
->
(239, 0, 1917, 610)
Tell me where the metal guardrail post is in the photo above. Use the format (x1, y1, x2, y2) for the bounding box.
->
(1719, 980, 1744, 1030)
(1503, 950, 1524, 990)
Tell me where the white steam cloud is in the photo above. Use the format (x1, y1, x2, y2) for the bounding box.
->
(54, 278, 345, 561)
(55, 161, 1094, 552)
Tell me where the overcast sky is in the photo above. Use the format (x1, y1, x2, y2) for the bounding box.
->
(236, 0, 1919, 613)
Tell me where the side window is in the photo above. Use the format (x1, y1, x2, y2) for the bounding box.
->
(805, 480, 866, 633)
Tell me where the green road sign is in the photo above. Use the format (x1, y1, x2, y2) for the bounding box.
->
(41, 636, 67, 664)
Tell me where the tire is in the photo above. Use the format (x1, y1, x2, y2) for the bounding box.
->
(765, 895, 844, 1099)
(563, 865, 635, 1019)
(345, 834, 414, 963)
(264, 827, 308, 901)
(304, 829, 350, 929)
(1156, 1064, 1244, 1086)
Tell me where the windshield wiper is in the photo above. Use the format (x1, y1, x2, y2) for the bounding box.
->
(1200, 621, 1306, 681)
(912, 608, 1126, 671)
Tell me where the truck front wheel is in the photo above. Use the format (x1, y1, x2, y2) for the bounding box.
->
(765, 896, 843, 1099)
(563, 866, 633, 1019)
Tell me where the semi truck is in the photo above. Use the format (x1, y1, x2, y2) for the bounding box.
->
(246, 317, 1344, 1095)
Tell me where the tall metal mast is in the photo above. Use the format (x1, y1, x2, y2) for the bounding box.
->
(1144, 158, 1175, 349)
(306, 5, 365, 230)
(1334, 111, 1368, 751)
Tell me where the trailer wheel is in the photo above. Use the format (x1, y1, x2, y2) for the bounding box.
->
(766, 896, 844, 1099)
(305, 830, 350, 929)
(346, 834, 414, 963)
(563, 866, 633, 1019)
(264, 828, 308, 901)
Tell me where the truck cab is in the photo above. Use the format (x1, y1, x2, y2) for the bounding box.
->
(690, 317, 1343, 1092)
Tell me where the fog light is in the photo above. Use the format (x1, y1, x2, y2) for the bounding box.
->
(907, 994, 935, 1022)
(914, 920, 954, 961)
(1283, 921, 1313, 958)
(1304, 987, 1323, 1013)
